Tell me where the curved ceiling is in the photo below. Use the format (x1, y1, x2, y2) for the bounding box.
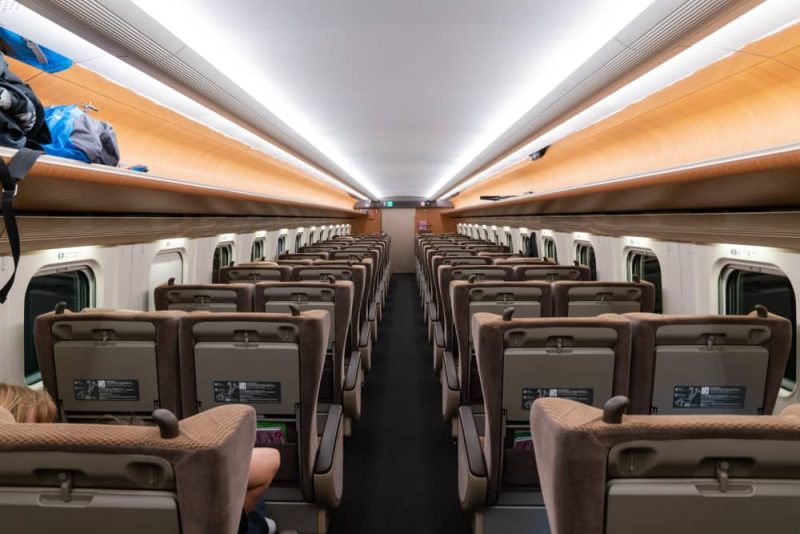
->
(15, 0, 782, 201)
(128, 0, 655, 199)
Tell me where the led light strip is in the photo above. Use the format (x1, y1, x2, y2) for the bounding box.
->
(437, 1, 800, 200)
(2, 3, 369, 200)
(130, 0, 383, 199)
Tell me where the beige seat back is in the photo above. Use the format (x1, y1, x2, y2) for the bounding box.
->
(280, 252, 330, 260)
(532, 397, 800, 534)
(178, 311, 332, 501)
(513, 264, 591, 281)
(295, 263, 370, 349)
(493, 257, 552, 265)
(329, 249, 380, 310)
(275, 259, 315, 266)
(0, 405, 255, 534)
(219, 264, 292, 284)
(466, 245, 509, 253)
(293, 264, 365, 351)
(451, 281, 553, 405)
(477, 252, 520, 259)
(154, 281, 254, 312)
(34, 309, 184, 420)
(553, 281, 655, 317)
(429, 255, 493, 317)
(472, 313, 631, 503)
(255, 281, 354, 405)
(436, 265, 514, 351)
(626, 310, 793, 415)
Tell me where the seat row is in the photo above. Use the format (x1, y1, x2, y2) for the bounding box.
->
(30, 305, 334, 533)
(23, 233, 391, 533)
(0, 400, 258, 533)
(417, 233, 797, 534)
(532, 397, 800, 534)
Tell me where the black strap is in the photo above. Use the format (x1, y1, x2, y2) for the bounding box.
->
(0, 148, 42, 303)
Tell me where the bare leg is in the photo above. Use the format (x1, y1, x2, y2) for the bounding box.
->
(244, 448, 281, 512)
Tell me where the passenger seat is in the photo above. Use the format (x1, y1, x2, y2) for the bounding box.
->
(456, 311, 631, 533)
(553, 280, 655, 316)
(626, 308, 792, 415)
(0, 404, 257, 534)
(178, 310, 344, 533)
(513, 264, 591, 281)
(34, 307, 185, 420)
(255, 280, 362, 424)
(532, 396, 800, 534)
(153, 279, 254, 312)
(445, 280, 552, 422)
(219, 263, 292, 283)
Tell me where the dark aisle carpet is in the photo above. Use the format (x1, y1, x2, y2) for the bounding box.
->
(328, 274, 472, 534)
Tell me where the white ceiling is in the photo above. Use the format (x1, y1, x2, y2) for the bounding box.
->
(129, 0, 656, 199)
(17, 0, 791, 202)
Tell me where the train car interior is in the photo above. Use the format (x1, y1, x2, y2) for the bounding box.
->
(2, 1, 800, 533)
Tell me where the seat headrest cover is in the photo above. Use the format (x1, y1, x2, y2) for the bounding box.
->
(531, 397, 800, 534)
(0, 405, 256, 534)
(625, 311, 792, 414)
(473, 313, 632, 504)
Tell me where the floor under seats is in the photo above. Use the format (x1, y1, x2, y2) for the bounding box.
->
(328, 274, 471, 534)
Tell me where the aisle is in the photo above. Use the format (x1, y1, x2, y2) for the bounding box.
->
(328, 274, 471, 534)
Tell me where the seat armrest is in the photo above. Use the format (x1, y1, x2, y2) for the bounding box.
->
(343, 351, 363, 421)
(457, 405, 488, 511)
(359, 321, 370, 348)
(314, 404, 344, 509)
(442, 351, 459, 392)
(433, 321, 445, 348)
(429, 305, 439, 322)
(442, 351, 460, 420)
(344, 351, 362, 392)
(368, 302, 377, 322)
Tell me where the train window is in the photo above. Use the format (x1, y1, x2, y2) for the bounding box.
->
(251, 238, 265, 261)
(149, 251, 183, 310)
(576, 242, 597, 280)
(310, 231, 316, 243)
(212, 242, 234, 283)
(275, 235, 287, 259)
(294, 233, 303, 251)
(723, 266, 797, 391)
(528, 232, 539, 257)
(24, 267, 94, 385)
(505, 233, 512, 249)
(544, 237, 558, 263)
(628, 250, 662, 313)
(521, 234, 529, 254)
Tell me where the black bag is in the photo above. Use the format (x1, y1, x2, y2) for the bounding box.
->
(0, 52, 51, 149)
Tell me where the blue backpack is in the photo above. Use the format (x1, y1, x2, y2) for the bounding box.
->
(42, 105, 120, 166)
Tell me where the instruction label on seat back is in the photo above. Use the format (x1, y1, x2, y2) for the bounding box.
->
(73, 379, 140, 401)
(213, 381, 281, 404)
(673, 385, 746, 409)
(522, 387, 593, 410)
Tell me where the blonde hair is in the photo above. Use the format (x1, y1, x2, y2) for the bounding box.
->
(0, 384, 57, 423)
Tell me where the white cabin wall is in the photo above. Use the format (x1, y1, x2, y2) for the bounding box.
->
(3, 220, 799, 403)
(0, 244, 130, 384)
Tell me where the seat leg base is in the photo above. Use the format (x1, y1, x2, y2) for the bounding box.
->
(264, 501, 330, 534)
(473, 505, 550, 534)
